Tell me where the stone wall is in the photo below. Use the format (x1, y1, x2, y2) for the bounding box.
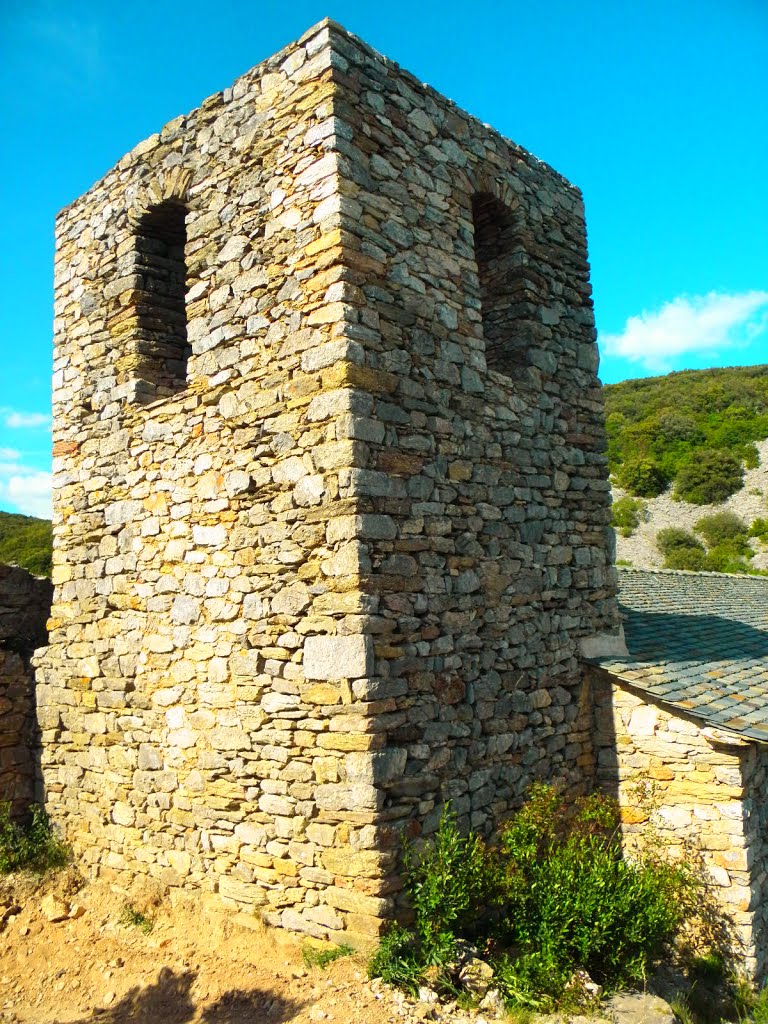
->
(593, 670, 768, 981)
(38, 19, 617, 944)
(0, 565, 52, 815)
(331, 24, 617, 868)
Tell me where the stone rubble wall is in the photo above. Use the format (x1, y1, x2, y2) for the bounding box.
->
(326, 26, 617, 863)
(739, 745, 768, 982)
(592, 670, 767, 980)
(0, 565, 52, 816)
(38, 17, 618, 946)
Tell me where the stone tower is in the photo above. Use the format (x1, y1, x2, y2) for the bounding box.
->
(38, 20, 618, 943)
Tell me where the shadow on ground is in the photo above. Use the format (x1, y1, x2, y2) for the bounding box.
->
(55, 967, 305, 1024)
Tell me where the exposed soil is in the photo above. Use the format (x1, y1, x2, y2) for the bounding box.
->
(0, 870, 413, 1024)
(1, 870, 686, 1024)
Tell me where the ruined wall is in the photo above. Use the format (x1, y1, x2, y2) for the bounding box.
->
(0, 565, 52, 815)
(39, 19, 617, 944)
(593, 671, 768, 981)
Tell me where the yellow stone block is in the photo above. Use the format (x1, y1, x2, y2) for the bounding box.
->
(448, 461, 473, 481)
(273, 859, 299, 877)
(620, 806, 649, 825)
(321, 363, 398, 394)
(303, 229, 343, 258)
(321, 848, 386, 878)
(316, 734, 380, 751)
(302, 683, 341, 705)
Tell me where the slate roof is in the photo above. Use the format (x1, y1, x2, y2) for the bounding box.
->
(591, 568, 768, 742)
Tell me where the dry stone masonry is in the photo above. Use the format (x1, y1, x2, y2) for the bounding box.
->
(0, 565, 52, 816)
(38, 20, 618, 944)
(593, 674, 768, 981)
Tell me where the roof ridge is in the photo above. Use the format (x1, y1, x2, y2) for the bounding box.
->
(617, 566, 768, 582)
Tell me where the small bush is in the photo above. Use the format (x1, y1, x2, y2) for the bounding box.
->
(402, 806, 501, 961)
(611, 496, 649, 537)
(749, 518, 768, 543)
(368, 787, 696, 1011)
(302, 943, 354, 969)
(492, 786, 691, 1000)
(703, 545, 753, 574)
(656, 528, 704, 558)
(743, 443, 760, 470)
(619, 458, 668, 498)
(120, 904, 154, 934)
(368, 924, 424, 994)
(675, 449, 744, 504)
(693, 511, 749, 549)
(663, 547, 707, 571)
(0, 802, 69, 874)
(733, 978, 768, 1024)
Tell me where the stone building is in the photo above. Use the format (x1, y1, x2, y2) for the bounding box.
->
(591, 568, 768, 981)
(37, 19, 618, 944)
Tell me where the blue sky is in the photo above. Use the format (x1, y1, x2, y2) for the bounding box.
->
(1, 0, 766, 518)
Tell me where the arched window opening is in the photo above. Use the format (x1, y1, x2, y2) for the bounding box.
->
(472, 192, 538, 377)
(132, 200, 190, 399)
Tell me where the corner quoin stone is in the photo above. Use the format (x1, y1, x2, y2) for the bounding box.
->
(303, 635, 373, 680)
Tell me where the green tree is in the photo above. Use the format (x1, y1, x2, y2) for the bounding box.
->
(675, 450, 744, 504)
(619, 458, 667, 498)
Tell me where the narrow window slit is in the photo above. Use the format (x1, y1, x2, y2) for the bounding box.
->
(132, 200, 190, 399)
(472, 192, 538, 377)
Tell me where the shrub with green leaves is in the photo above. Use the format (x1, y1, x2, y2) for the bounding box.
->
(655, 515, 761, 574)
(618, 458, 668, 498)
(491, 786, 691, 1004)
(368, 925, 424, 994)
(401, 806, 502, 963)
(749, 518, 768, 543)
(693, 512, 749, 549)
(368, 786, 696, 1011)
(611, 496, 648, 537)
(656, 528, 704, 558)
(0, 801, 70, 874)
(662, 547, 707, 571)
(120, 904, 155, 934)
(675, 450, 744, 505)
(702, 546, 754, 575)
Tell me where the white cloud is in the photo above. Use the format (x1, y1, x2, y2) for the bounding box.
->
(0, 448, 52, 519)
(6, 473, 52, 519)
(4, 411, 51, 429)
(601, 290, 768, 372)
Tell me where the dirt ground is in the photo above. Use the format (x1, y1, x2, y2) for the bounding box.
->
(0, 869, 417, 1024)
(0, 870, 686, 1024)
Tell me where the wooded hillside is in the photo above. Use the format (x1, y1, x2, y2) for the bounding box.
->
(604, 364, 768, 503)
(0, 511, 52, 577)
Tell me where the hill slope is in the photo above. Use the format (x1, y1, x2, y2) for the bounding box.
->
(612, 438, 768, 573)
(0, 511, 52, 577)
(604, 364, 768, 503)
(605, 366, 768, 574)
